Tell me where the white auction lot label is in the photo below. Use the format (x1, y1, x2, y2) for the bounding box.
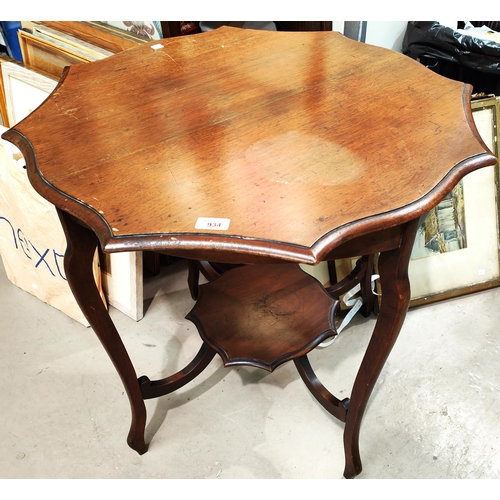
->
(195, 217, 231, 230)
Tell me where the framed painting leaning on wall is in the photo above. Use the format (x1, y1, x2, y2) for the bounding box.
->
(409, 95, 500, 306)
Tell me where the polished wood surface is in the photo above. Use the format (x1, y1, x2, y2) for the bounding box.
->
(2, 27, 497, 479)
(2, 27, 495, 264)
(186, 264, 338, 371)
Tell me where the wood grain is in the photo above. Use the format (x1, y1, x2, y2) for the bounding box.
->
(3, 27, 496, 264)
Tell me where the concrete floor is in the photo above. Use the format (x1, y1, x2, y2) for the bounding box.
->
(2, 257, 500, 482)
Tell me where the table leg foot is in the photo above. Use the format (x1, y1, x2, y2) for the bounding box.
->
(57, 210, 148, 456)
(127, 429, 148, 455)
(343, 455, 363, 479)
(342, 218, 420, 479)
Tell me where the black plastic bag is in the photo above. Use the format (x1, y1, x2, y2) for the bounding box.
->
(402, 21, 500, 75)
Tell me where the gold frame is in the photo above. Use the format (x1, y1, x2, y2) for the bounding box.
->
(409, 95, 500, 307)
(338, 96, 500, 310)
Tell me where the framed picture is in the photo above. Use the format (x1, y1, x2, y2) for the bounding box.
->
(36, 21, 145, 52)
(408, 96, 500, 306)
(17, 24, 114, 79)
(0, 60, 145, 321)
(99, 21, 163, 40)
(0, 60, 58, 125)
(333, 96, 500, 311)
(0, 58, 10, 127)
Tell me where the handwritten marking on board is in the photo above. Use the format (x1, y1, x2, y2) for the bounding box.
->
(0, 216, 67, 280)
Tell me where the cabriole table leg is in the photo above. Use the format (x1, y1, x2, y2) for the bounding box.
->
(342, 218, 420, 478)
(57, 209, 148, 455)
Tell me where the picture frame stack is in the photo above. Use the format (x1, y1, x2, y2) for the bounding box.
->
(0, 21, 153, 322)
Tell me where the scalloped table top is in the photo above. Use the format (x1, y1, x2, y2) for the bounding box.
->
(2, 27, 496, 263)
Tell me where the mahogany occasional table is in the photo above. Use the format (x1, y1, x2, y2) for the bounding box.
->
(2, 27, 496, 478)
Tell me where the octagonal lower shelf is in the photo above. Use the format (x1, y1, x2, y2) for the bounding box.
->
(186, 263, 338, 372)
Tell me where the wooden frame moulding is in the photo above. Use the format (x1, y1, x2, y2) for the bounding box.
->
(408, 96, 500, 307)
(17, 25, 115, 80)
(334, 96, 500, 312)
(37, 21, 147, 53)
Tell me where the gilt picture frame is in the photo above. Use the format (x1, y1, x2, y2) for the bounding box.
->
(408, 96, 500, 306)
(337, 96, 500, 310)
